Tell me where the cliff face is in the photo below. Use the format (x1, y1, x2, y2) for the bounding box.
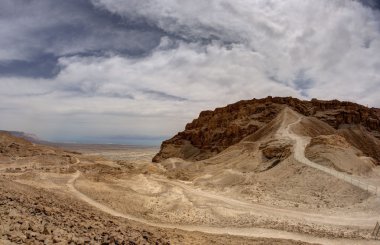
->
(153, 97, 380, 163)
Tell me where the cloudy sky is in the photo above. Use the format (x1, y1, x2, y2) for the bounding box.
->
(0, 0, 380, 144)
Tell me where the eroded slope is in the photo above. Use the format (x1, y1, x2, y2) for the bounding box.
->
(154, 97, 380, 163)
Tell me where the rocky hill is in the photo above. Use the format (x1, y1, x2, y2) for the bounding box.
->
(1, 131, 52, 157)
(153, 96, 380, 163)
(0, 130, 42, 144)
(0, 131, 78, 164)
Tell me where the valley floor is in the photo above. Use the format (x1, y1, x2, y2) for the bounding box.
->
(0, 145, 379, 245)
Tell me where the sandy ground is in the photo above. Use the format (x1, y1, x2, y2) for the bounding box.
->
(2, 177, 313, 245)
(0, 152, 319, 244)
(55, 143, 158, 163)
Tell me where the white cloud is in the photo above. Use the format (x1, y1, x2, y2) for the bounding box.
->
(0, 40, 299, 140)
(1, 0, 380, 142)
(92, 0, 380, 103)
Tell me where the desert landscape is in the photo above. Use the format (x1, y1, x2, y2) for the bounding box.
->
(1, 97, 380, 244)
(2, 1, 380, 244)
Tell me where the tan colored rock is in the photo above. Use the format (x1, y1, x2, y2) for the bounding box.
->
(308, 135, 351, 149)
(259, 139, 292, 160)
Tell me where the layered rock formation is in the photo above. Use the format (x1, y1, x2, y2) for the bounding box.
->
(153, 96, 380, 163)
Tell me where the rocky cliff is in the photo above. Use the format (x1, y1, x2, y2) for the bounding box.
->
(153, 97, 380, 163)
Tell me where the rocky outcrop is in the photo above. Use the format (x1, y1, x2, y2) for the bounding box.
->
(153, 100, 285, 162)
(153, 97, 380, 162)
(307, 135, 351, 149)
(259, 139, 292, 161)
(310, 99, 380, 131)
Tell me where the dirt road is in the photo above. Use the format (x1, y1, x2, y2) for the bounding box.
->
(67, 171, 379, 245)
(64, 110, 380, 244)
(282, 109, 380, 196)
(150, 175, 378, 227)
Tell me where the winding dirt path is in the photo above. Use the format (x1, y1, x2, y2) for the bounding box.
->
(150, 175, 378, 227)
(67, 171, 378, 245)
(73, 157, 80, 164)
(64, 111, 380, 244)
(282, 109, 380, 196)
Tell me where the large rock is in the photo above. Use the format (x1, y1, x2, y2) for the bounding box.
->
(153, 96, 380, 162)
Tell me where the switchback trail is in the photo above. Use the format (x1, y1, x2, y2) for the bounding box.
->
(282, 108, 380, 196)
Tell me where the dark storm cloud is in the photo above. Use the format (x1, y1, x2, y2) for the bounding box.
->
(359, 0, 380, 9)
(0, 0, 165, 78)
(0, 54, 59, 78)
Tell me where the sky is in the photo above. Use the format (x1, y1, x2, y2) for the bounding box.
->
(0, 0, 380, 145)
